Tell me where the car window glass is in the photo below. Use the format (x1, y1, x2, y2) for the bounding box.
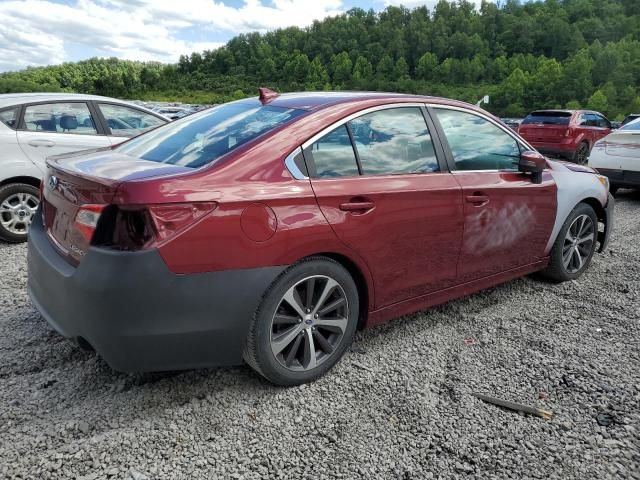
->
(309, 125, 360, 178)
(0, 107, 18, 129)
(23, 103, 97, 135)
(348, 107, 438, 175)
(578, 114, 589, 126)
(98, 103, 166, 137)
(585, 114, 599, 127)
(596, 115, 610, 129)
(434, 108, 520, 171)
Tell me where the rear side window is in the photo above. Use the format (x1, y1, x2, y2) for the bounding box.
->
(98, 103, 166, 137)
(117, 102, 304, 169)
(348, 107, 439, 175)
(308, 125, 360, 178)
(23, 103, 97, 135)
(0, 107, 18, 129)
(522, 111, 571, 125)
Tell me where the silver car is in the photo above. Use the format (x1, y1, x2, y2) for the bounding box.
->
(0, 93, 168, 242)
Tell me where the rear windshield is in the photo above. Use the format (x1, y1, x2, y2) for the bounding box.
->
(116, 102, 304, 168)
(620, 118, 640, 131)
(521, 111, 572, 125)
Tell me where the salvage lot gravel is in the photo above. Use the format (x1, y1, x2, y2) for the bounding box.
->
(1, 193, 638, 480)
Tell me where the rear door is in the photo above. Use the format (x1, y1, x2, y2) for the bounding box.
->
(17, 102, 111, 171)
(593, 113, 612, 144)
(305, 105, 463, 309)
(431, 106, 557, 283)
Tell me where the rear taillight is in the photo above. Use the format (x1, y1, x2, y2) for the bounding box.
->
(92, 202, 217, 251)
(74, 204, 106, 242)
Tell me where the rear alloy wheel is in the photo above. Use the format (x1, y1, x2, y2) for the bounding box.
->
(0, 183, 40, 243)
(574, 142, 589, 165)
(541, 203, 598, 282)
(244, 257, 359, 385)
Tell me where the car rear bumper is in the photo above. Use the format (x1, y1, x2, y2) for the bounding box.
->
(598, 193, 615, 253)
(596, 168, 640, 189)
(528, 143, 576, 159)
(27, 210, 285, 372)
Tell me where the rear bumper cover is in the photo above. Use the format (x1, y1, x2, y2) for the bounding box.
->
(27, 211, 285, 372)
(596, 168, 640, 188)
(530, 144, 576, 159)
(598, 192, 615, 253)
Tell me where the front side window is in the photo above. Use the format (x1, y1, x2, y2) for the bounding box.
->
(23, 102, 97, 135)
(348, 107, 438, 175)
(308, 125, 360, 178)
(0, 107, 18, 129)
(98, 103, 166, 137)
(595, 114, 610, 129)
(434, 108, 520, 171)
(117, 102, 304, 169)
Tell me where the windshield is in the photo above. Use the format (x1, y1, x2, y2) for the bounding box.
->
(522, 111, 571, 125)
(117, 102, 304, 168)
(620, 117, 640, 131)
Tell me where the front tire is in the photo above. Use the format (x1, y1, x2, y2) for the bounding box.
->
(0, 183, 40, 243)
(541, 203, 598, 282)
(243, 256, 359, 386)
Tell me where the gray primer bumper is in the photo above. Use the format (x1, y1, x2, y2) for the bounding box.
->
(598, 192, 614, 253)
(27, 212, 285, 372)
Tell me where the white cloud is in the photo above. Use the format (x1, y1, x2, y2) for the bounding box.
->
(383, 0, 490, 8)
(0, 0, 345, 72)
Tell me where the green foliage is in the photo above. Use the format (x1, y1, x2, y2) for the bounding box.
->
(2, 0, 640, 117)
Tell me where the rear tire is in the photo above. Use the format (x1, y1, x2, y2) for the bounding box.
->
(243, 256, 359, 386)
(541, 203, 598, 282)
(574, 142, 589, 165)
(0, 183, 40, 243)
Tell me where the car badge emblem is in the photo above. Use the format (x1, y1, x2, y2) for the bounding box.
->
(48, 176, 58, 190)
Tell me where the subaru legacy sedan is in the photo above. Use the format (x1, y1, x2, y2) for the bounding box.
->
(28, 90, 614, 385)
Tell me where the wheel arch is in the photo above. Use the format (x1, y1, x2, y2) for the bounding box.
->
(580, 196, 606, 224)
(311, 252, 371, 330)
(0, 176, 41, 189)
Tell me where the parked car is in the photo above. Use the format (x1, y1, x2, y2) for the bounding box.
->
(28, 90, 614, 386)
(589, 117, 640, 194)
(0, 93, 169, 242)
(518, 110, 612, 164)
(500, 117, 522, 131)
(620, 114, 640, 127)
(152, 106, 193, 120)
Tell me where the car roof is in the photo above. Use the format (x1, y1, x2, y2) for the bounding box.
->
(238, 91, 476, 112)
(0, 92, 148, 110)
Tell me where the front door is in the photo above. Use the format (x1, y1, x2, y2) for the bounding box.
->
(306, 106, 464, 308)
(17, 102, 111, 171)
(432, 106, 557, 283)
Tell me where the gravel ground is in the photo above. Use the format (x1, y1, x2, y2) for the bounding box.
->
(1, 192, 638, 480)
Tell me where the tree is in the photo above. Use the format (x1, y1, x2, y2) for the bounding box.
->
(394, 57, 410, 80)
(331, 52, 352, 85)
(587, 89, 609, 113)
(416, 52, 438, 81)
(306, 57, 329, 90)
(376, 54, 394, 81)
(352, 56, 373, 82)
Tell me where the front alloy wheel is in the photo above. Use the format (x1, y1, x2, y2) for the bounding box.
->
(562, 214, 595, 274)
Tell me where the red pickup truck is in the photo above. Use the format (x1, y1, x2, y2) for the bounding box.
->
(518, 110, 612, 164)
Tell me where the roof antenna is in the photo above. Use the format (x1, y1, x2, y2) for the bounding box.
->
(258, 87, 279, 104)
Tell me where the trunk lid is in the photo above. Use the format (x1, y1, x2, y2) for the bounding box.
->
(519, 124, 570, 141)
(42, 150, 191, 264)
(603, 131, 640, 158)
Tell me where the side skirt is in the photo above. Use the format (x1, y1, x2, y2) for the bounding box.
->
(367, 259, 549, 327)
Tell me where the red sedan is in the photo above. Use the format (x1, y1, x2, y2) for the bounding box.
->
(28, 90, 614, 385)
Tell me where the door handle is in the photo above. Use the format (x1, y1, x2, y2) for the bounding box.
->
(339, 201, 375, 213)
(465, 194, 490, 206)
(28, 139, 55, 148)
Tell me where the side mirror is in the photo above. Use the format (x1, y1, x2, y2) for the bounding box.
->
(519, 150, 546, 184)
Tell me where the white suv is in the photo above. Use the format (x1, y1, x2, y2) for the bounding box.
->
(0, 93, 168, 242)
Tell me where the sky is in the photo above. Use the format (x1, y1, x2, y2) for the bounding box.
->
(0, 0, 493, 72)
